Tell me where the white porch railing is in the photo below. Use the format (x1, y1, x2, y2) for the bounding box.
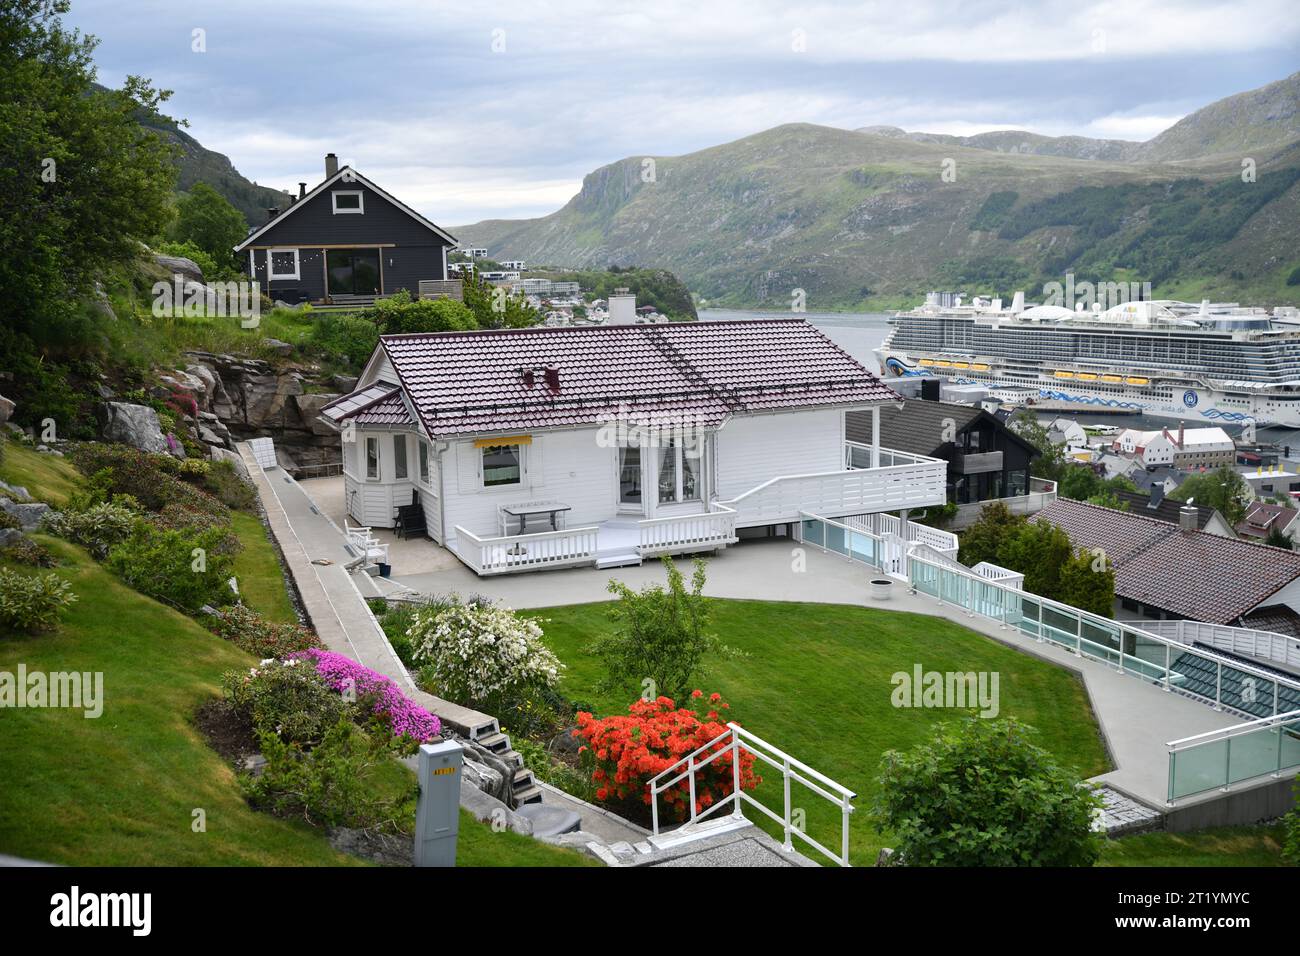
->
(971, 561, 1025, 589)
(719, 447, 946, 528)
(639, 504, 737, 555)
(842, 512, 959, 558)
(1138, 620, 1300, 673)
(951, 477, 1058, 528)
(453, 524, 599, 575)
(648, 722, 856, 867)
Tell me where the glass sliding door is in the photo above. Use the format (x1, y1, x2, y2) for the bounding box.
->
(327, 249, 381, 295)
(619, 446, 642, 506)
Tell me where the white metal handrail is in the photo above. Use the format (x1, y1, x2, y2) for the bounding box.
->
(1167, 708, 1300, 752)
(648, 722, 856, 867)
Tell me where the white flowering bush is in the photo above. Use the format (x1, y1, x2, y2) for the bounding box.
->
(408, 603, 563, 708)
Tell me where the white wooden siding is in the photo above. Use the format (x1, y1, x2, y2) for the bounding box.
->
(443, 427, 617, 540)
(714, 408, 846, 499)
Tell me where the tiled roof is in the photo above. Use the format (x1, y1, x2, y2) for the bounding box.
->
(1111, 490, 1217, 530)
(358, 319, 900, 439)
(352, 393, 413, 426)
(846, 400, 980, 454)
(320, 382, 402, 423)
(1034, 498, 1300, 623)
(1236, 501, 1298, 540)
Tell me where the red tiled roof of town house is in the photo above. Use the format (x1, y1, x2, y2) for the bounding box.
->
(1235, 501, 1298, 540)
(1034, 498, 1300, 624)
(336, 319, 902, 439)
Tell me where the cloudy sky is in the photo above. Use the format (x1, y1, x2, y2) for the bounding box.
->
(68, 0, 1300, 225)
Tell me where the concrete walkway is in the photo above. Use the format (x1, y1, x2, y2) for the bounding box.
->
(392, 535, 1239, 810)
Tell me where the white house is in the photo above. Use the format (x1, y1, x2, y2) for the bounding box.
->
(319, 318, 949, 575)
(1113, 425, 1234, 469)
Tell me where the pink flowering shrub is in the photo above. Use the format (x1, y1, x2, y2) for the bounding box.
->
(293, 649, 440, 746)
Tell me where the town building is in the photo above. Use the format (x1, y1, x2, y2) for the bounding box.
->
(1113, 424, 1235, 469)
(1236, 501, 1300, 547)
(1111, 487, 1237, 538)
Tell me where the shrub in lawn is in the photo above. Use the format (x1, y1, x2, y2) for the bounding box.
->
(201, 458, 256, 511)
(1283, 775, 1300, 865)
(243, 718, 418, 832)
(308, 312, 380, 367)
(1, 536, 58, 568)
(106, 520, 236, 612)
(574, 691, 758, 826)
(208, 604, 318, 658)
(43, 500, 138, 558)
(870, 716, 1103, 867)
(152, 503, 241, 556)
(222, 658, 352, 746)
(407, 601, 563, 713)
(594, 556, 730, 702)
(293, 648, 440, 750)
(373, 594, 460, 666)
(68, 444, 229, 522)
(0, 568, 77, 633)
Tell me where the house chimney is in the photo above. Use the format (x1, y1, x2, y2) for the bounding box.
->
(543, 366, 561, 392)
(520, 368, 536, 388)
(1179, 503, 1198, 532)
(1178, 421, 1185, 448)
(299, 182, 307, 199)
(266, 206, 279, 222)
(325, 153, 339, 178)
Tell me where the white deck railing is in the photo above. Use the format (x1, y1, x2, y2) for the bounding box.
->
(453, 524, 599, 575)
(648, 722, 856, 867)
(1138, 620, 1300, 673)
(719, 447, 946, 529)
(639, 504, 737, 555)
(841, 512, 959, 557)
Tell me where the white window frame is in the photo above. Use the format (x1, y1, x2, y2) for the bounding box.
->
(365, 436, 381, 481)
(393, 434, 408, 480)
(332, 190, 365, 215)
(480, 443, 524, 489)
(267, 247, 300, 281)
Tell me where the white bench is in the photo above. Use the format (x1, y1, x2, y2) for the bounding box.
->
(344, 520, 389, 566)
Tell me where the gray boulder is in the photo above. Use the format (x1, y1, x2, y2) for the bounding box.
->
(209, 446, 250, 480)
(1, 498, 53, 532)
(0, 528, 24, 548)
(97, 402, 169, 455)
(0, 394, 13, 427)
(153, 253, 204, 284)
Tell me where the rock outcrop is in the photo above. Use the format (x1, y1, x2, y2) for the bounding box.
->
(96, 402, 170, 456)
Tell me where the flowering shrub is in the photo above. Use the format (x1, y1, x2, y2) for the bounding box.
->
(208, 604, 319, 658)
(106, 520, 236, 612)
(222, 658, 350, 746)
(575, 691, 760, 825)
(293, 648, 440, 747)
(407, 602, 563, 709)
(69, 444, 228, 522)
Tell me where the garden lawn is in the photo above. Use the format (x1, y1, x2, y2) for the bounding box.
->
(1100, 824, 1288, 867)
(0, 440, 82, 508)
(534, 598, 1110, 867)
(230, 510, 298, 624)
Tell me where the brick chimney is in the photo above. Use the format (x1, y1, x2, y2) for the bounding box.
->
(1178, 421, 1185, 449)
(325, 153, 339, 178)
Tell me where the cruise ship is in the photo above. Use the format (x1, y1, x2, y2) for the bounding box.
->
(875, 292, 1300, 428)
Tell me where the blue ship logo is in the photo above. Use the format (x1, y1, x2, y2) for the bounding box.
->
(1183, 389, 1199, 408)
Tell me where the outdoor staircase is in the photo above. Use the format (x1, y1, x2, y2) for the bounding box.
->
(595, 518, 642, 569)
(473, 725, 544, 804)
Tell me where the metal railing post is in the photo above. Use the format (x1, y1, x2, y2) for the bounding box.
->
(1215, 661, 1223, 711)
(731, 733, 744, 820)
(651, 783, 660, 835)
(688, 755, 697, 824)
(782, 756, 793, 852)
(1164, 644, 1171, 692)
(841, 795, 851, 866)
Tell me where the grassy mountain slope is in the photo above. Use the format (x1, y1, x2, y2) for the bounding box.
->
(457, 73, 1300, 310)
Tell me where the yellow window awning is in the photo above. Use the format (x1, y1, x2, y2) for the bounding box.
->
(473, 435, 533, 448)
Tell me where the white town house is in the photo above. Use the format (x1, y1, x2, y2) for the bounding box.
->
(319, 318, 950, 575)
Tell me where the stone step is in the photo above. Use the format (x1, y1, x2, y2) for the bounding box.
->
(595, 552, 642, 569)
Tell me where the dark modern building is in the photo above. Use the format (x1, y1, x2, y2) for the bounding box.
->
(233, 154, 458, 305)
(846, 399, 1040, 506)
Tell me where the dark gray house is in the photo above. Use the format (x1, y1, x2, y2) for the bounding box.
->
(233, 154, 458, 304)
(847, 399, 1041, 506)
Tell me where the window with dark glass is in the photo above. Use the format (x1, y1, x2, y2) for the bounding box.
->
(419, 441, 430, 483)
(393, 435, 408, 480)
(327, 249, 380, 295)
(619, 446, 642, 504)
(483, 445, 521, 486)
(365, 437, 379, 479)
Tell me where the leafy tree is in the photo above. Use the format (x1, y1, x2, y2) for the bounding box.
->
(1009, 410, 1065, 481)
(0, 1, 177, 426)
(957, 501, 1025, 566)
(593, 557, 729, 702)
(871, 717, 1103, 866)
(1058, 548, 1116, 617)
(1170, 467, 1251, 527)
(998, 520, 1072, 599)
(1085, 491, 1128, 511)
(362, 291, 476, 335)
(459, 265, 540, 329)
(1265, 525, 1294, 550)
(169, 182, 246, 274)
